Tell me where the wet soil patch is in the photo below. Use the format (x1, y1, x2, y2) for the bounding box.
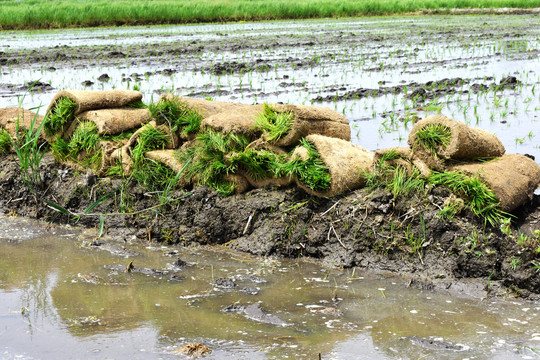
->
(312, 76, 519, 103)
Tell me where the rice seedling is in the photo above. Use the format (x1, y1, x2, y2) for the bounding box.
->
(255, 103, 294, 142)
(428, 171, 508, 226)
(413, 123, 451, 157)
(149, 97, 202, 135)
(67, 121, 100, 158)
(43, 97, 77, 136)
(10, 110, 47, 192)
(278, 139, 331, 191)
(2, 0, 540, 30)
(365, 150, 427, 198)
(131, 124, 170, 165)
(133, 158, 177, 192)
(178, 130, 250, 194)
(228, 149, 288, 181)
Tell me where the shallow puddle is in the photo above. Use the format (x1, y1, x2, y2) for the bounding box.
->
(1, 215, 540, 359)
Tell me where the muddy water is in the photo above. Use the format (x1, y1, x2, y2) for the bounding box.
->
(1, 215, 540, 359)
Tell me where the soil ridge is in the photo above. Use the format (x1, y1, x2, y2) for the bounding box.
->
(1, 153, 539, 299)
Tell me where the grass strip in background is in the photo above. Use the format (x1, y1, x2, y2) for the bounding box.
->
(0, 0, 539, 30)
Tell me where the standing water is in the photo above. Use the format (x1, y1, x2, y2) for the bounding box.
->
(1, 214, 539, 359)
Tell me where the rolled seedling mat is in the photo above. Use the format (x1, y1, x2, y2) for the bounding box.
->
(222, 173, 251, 194)
(159, 94, 257, 119)
(373, 147, 415, 176)
(125, 121, 179, 150)
(411, 147, 446, 173)
(408, 115, 505, 161)
(63, 107, 151, 138)
(0, 107, 44, 137)
(45, 90, 143, 138)
(447, 154, 540, 212)
(47, 90, 143, 116)
(246, 139, 288, 156)
(292, 134, 374, 197)
(201, 105, 264, 139)
(144, 149, 192, 188)
(241, 170, 293, 188)
(260, 104, 351, 147)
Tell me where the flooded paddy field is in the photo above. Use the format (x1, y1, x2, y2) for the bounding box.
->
(0, 15, 539, 162)
(2, 215, 540, 360)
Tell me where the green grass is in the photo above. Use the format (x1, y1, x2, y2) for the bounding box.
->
(43, 97, 77, 136)
(255, 103, 294, 142)
(413, 123, 452, 157)
(0, 129, 12, 155)
(3, 0, 534, 30)
(149, 97, 203, 136)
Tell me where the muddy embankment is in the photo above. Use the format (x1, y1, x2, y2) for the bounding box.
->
(1, 151, 539, 299)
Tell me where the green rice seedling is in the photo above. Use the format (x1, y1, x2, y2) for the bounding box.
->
(277, 139, 331, 191)
(428, 171, 508, 226)
(43, 97, 77, 136)
(228, 149, 288, 181)
(437, 196, 464, 221)
(131, 124, 170, 165)
(413, 123, 451, 157)
(129, 124, 172, 189)
(255, 103, 294, 142)
(106, 162, 124, 177)
(49, 121, 102, 169)
(365, 150, 427, 199)
(49, 136, 70, 160)
(0, 128, 12, 155)
(149, 98, 202, 135)
(210, 178, 237, 196)
(2, 0, 540, 30)
(11, 109, 47, 191)
(133, 158, 176, 192)
(67, 121, 100, 158)
(178, 130, 250, 193)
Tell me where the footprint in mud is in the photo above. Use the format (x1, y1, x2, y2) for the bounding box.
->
(213, 277, 237, 289)
(222, 303, 292, 327)
(84, 240, 140, 258)
(403, 336, 468, 352)
(104, 263, 184, 282)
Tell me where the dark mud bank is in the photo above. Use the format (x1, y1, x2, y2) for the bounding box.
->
(2, 154, 540, 299)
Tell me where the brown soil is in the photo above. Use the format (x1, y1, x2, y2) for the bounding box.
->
(1, 153, 539, 300)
